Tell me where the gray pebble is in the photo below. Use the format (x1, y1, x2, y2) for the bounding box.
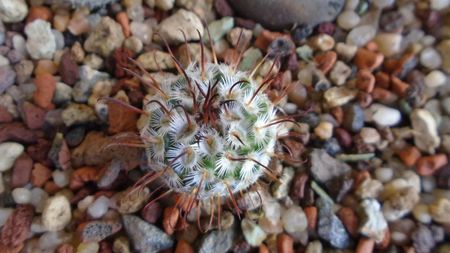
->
(317, 198, 350, 249)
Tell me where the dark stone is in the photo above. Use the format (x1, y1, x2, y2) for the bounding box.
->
(267, 37, 295, 58)
(48, 133, 71, 170)
(65, 126, 86, 147)
(323, 137, 342, 156)
(299, 112, 320, 128)
(228, 0, 344, 30)
(325, 175, 353, 202)
(317, 198, 350, 249)
(317, 22, 336, 35)
(292, 24, 314, 43)
(0, 123, 37, 144)
(214, 0, 234, 17)
(20, 102, 46, 130)
(343, 104, 364, 133)
(380, 11, 404, 33)
(59, 51, 79, 86)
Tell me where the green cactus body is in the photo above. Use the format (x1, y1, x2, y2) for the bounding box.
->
(141, 62, 287, 199)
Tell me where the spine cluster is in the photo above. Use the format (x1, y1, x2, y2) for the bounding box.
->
(141, 62, 286, 199)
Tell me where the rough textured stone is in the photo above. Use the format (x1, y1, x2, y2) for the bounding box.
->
(198, 225, 235, 253)
(84, 17, 125, 57)
(156, 9, 204, 45)
(310, 149, 351, 183)
(228, 0, 345, 30)
(25, 20, 57, 60)
(0, 0, 28, 23)
(317, 198, 350, 249)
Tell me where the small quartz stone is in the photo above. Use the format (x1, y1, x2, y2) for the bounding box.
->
(411, 109, 440, 154)
(374, 167, 394, 183)
(87, 196, 110, 219)
(337, 10, 360, 30)
(310, 149, 351, 183)
(0, 142, 24, 172)
(346, 25, 376, 47)
(11, 187, 31, 204)
(317, 198, 350, 249)
(367, 103, 401, 127)
(360, 127, 380, 144)
(156, 9, 204, 45)
(374, 33, 402, 57)
(314, 121, 333, 140)
(324, 86, 358, 107)
(42, 195, 72, 231)
(420, 47, 442, 69)
(281, 206, 308, 234)
(25, 20, 56, 60)
(359, 199, 388, 243)
(329, 60, 352, 85)
(241, 218, 267, 246)
(0, 0, 28, 23)
(424, 70, 447, 88)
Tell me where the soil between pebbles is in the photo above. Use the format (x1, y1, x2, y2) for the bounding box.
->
(0, 0, 450, 253)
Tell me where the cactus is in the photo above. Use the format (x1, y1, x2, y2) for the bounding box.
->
(139, 59, 288, 200)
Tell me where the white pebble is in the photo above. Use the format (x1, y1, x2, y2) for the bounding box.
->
(78, 195, 95, 212)
(346, 25, 376, 47)
(374, 167, 394, 183)
(0, 208, 13, 227)
(330, 60, 352, 85)
(424, 70, 447, 88)
(314, 122, 334, 140)
(30, 188, 49, 213)
(360, 127, 381, 144)
(52, 170, 70, 188)
(374, 33, 403, 57)
(0, 142, 24, 172)
(38, 231, 71, 251)
(422, 176, 436, 193)
(420, 47, 442, 69)
(372, 0, 395, 8)
(336, 42, 358, 61)
(311, 34, 335, 51)
(368, 103, 402, 127)
(12, 187, 31, 204)
(430, 0, 450, 10)
(87, 196, 110, 219)
(282, 206, 308, 233)
(412, 204, 432, 224)
(337, 11, 360, 30)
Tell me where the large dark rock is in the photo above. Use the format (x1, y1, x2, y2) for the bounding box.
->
(228, 0, 345, 30)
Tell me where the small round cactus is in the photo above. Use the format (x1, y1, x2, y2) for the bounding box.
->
(140, 60, 288, 200)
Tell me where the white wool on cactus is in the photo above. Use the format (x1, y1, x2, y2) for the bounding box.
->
(140, 61, 288, 199)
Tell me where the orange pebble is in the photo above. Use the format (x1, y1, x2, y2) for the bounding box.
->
(355, 69, 375, 93)
(44, 181, 61, 194)
(314, 51, 337, 74)
(34, 60, 58, 76)
(390, 76, 410, 97)
(31, 163, 52, 187)
(416, 154, 448, 176)
(354, 48, 384, 71)
(27, 6, 53, 23)
(163, 207, 180, 235)
(259, 244, 270, 253)
(116, 12, 130, 37)
(371, 87, 397, 104)
(175, 240, 194, 253)
(356, 238, 375, 253)
(304, 206, 318, 230)
(70, 167, 99, 190)
(254, 30, 288, 50)
(337, 207, 359, 237)
(374, 72, 390, 89)
(397, 146, 421, 167)
(33, 73, 56, 109)
(277, 234, 294, 253)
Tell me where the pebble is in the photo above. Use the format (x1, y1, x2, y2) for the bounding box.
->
(155, 0, 174, 10)
(122, 215, 174, 253)
(0, 0, 28, 23)
(356, 177, 383, 199)
(343, 103, 365, 132)
(281, 205, 308, 234)
(11, 187, 31, 204)
(198, 225, 235, 253)
(337, 10, 360, 30)
(329, 60, 352, 85)
(11, 153, 33, 188)
(310, 34, 335, 51)
(228, 0, 345, 30)
(437, 40, 450, 74)
(317, 198, 350, 249)
(367, 103, 401, 127)
(359, 199, 388, 243)
(429, 198, 450, 224)
(374, 167, 394, 183)
(73, 65, 110, 103)
(130, 21, 153, 45)
(116, 187, 150, 214)
(310, 149, 351, 183)
(324, 86, 358, 107)
(383, 186, 420, 221)
(374, 33, 402, 57)
(420, 47, 442, 69)
(79, 220, 122, 242)
(53, 82, 73, 105)
(411, 109, 440, 154)
(412, 204, 432, 224)
(156, 9, 204, 45)
(0, 65, 16, 93)
(424, 70, 447, 88)
(77, 242, 99, 253)
(30, 187, 48, 212)
(314, 121, 333, 140)
(59, 51, 79, 86)
(0, 207, 13, 227)
(372, 0, 394, 8)
(360, 127, 381, 144)
(25, 19, 56, 60)
(34, 73, 56, 109)
(346, 25, 376, 47)
(52, 170, 70, 188)
(0, 142, 24, 172)
(237, 47, 263, 71)
(241, 218, 267, 246)
(207, 17, 234, 43)
(42, 195, 72, 231)
(84, 17, 125, 57)
(136, 51, 175, 71)
(335, 42, 358, 61)
(430, 0, 450, 10)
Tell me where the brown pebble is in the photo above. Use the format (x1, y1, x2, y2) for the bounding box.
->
(357, 92, 373, 108)
(371, 87, 397, 104)
(175, 240, 194, 253)
(141, 202, 162, 224)
(354, 48, 384, 71)
(11, 153, 33, 188)
(335, 128, 352, 148)
(59, 51, 79, 86)
(375, 72, 390, 89)
(31, 163, 52, 187)
(390, 76, 410, 97)
(254, 30, 288, 51)
(33, 73, 56, 109)
(163, 207, 180, 235)
(26, 138, 52, 165)
(0, 106, 13, 123)
(355, 69, 375, 93)
(314, 51, 337, 74)
(337, 207, 359, 237)
(44, 181, 61, 194)
(356, 238, 375, 253)
(397, 146, 421, 167)
(70, 167, 99, 190)
(21, 101, 46, 130)
(259, 244, 270, 253)
(277, 233, 294, 253)
(34, 60, 58, 76)
(56, 243, 74, 253)
(375, 229, 391, 250)
(416, 154, 448, 176)
(214, 0, 234, 17)
(116, 12, 130, 37)
(27, 6, 53, 23)
(107, 97, 138, 134)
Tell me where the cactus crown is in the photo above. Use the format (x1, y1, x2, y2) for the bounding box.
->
(140, 60, 287, 199)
